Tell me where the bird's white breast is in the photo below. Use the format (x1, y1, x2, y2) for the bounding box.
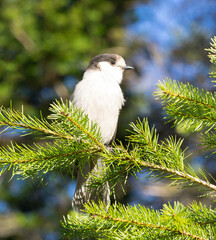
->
(72, 70, 125, 144)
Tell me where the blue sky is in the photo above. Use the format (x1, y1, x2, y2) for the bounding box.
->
(129, 0, 216, 49)
(125, 0, 216, 96)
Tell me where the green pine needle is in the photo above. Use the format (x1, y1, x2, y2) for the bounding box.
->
(155, 79, 216, 132)
(62, 201, 216, 239)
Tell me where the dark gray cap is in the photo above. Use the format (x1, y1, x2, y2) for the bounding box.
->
(87, 54, 133, 71)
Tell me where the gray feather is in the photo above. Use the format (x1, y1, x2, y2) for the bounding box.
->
(72, 157, 110, 212)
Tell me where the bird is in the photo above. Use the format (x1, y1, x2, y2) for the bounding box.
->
(71, 53, 133, 212)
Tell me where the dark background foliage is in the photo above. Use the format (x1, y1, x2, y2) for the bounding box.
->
(0, 0, 215, 239)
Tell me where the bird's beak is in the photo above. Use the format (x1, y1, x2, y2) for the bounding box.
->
(122, 65, 134, 70)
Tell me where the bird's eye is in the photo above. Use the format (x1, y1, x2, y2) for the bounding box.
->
(110, 59, 116, 65)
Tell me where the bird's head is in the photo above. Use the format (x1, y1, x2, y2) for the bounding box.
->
(86, 54, 133, 84)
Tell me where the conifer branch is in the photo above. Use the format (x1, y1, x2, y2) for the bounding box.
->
(91, 213, 207, 240)
(48, 99, 103, 144)
(0, 100, 108, 181)
(206, 36, 216, 79)
(161, 89, 216, 110)
(61, 112, 105, 151)
(155, 79, 216, 131)
(201, 131, 216, 155)
(136, 159, 216, 192)
(99, 149, 216, 193)
(173, 112, 216, 122)
(0, 107, 76, 140)
(0, 148, 100, 164)
(89, 119, 216, 196)
(62, 201, 213, 239)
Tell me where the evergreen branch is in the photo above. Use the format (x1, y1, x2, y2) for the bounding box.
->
(0, 100, 106, 180)
(155, 79, 216, 131)
(0, 140, 99, 180)
(201, 131, 216, 155)
(0, 148, 100, 164)
(173, 111, 216, 122)
(61, 112, 105, 151)
(0, 106, 76, 140)
(136, 159, 216, 192)
(91, 213, 206, 240)
(48, 99, 103, 145)
(0, 119, 76, 140)
(206, 36, 216, 79)
(156, 79, 216, 109)
(0, 100, 104, 146)
(198, 221, 216, 226)
(160, 88, 216, 110)
(89, 119, 216, 196)
(62, 201, 212, 239)
(100, 151, 216, 193)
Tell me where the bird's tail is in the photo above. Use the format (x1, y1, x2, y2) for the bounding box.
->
(72, 157, 110, 212)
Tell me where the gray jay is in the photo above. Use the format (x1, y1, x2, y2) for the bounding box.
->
(71, 54, 133, 212)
